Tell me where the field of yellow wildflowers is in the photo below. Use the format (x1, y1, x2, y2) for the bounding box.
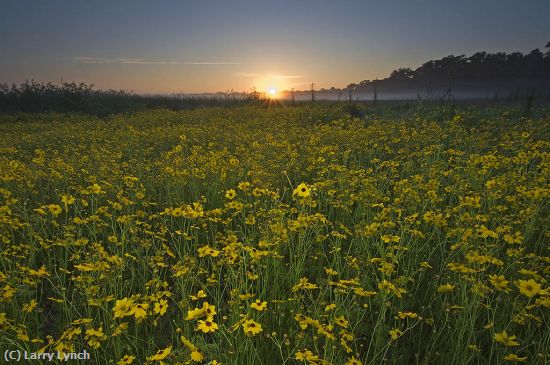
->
(0, 104, 549, 364)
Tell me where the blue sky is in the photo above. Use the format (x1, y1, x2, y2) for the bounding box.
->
(1, 0, 549, 93)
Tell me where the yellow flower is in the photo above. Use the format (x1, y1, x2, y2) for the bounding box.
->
(504, 354, 528, 362)
(345, 356, 362, 365)
(153, 299, 168, 316)
(89, 183, 102, 194)
(381, 234, 400, 243)
(397, 311, 419, 319)
(238, 181, 251, 190)
(54, 342, 74, 358)
(467, 344, 480, 352)
(420, 261, 432, 269)
(494, 331, 519, 347)
(112, 323, 128, 337)
(242, 319, 262, 336)
(190, 351, 203, 362)
(113, 297, 134, 318)
(389, 328, 403, 340)
(202, 301, 217, 317)
(129, 303, 148, 320)
(117, 355, 135, 365)
(516, 279, 542, 298)
(437, 283, 455, 293)
(489, 274, 510, 292)
(334, 315, 349, 328)
(190, 290, 207, 301)
(34, 207, 46, 215)
(293, 183, 311, 198)
(250, 299, 267, 311)
(185, 307, 205, 320)
(22, 299, 38, 313)
(148, 345, 171, 361)
(295, 349, 318, 362)
(325, 303, 336, 311)
(354, 287, 377, 297)
(181, 335, 198, 351)
(60, 194, 75, 207)
(61, 326, 82, 340)
(292, 277, 318, 291)
(197, 318, 219, 333)
(225, 189, 236, 200)
(47, 204, 62, 216)
(198, 245, 221, 258)
(85, 327, 106, 349)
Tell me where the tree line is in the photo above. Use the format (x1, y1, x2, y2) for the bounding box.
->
(0, 81, 268, 115)
(347, 43, 550, 92)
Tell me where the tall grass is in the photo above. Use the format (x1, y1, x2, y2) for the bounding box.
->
(0, 103, 548, 364)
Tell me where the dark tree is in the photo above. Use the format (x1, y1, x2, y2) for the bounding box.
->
(347, 45, 550, 95)
(389, 68, 414, 81)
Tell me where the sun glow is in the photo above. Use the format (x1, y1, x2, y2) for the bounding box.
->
(249, 74, 290, 98)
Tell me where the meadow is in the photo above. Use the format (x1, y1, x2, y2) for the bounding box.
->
(0, 103, 548, 364)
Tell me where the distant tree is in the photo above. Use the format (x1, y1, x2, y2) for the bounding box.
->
(415, 60, 437, 82)
(505, 52, 524, 78)
(468, 52, 488, 79)
(373, 78, 378, 104)
(523, 49, 544, 77)
(434, 55, 467, 85)
(389, 68, 414, 81)
(347, 83, 357, 102)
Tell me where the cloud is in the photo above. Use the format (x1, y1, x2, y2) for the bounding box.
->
(74, 57, 110, 64)
(117, 58, 180, 65)
(74, 57, 239, 65)
(74, 57, 180, 65)
(185, 62, 240, 65)
(273, 75, 304, 80)
(235, 72, 304, 79)
(236, 72, 260, 78)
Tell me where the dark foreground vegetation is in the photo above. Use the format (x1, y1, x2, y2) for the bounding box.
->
(0, 81, 268, 116)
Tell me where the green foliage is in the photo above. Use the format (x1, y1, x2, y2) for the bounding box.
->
(0, 104, 548, 364)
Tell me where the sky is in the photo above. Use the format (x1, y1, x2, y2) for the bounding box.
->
(1, 0, 549, 94)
